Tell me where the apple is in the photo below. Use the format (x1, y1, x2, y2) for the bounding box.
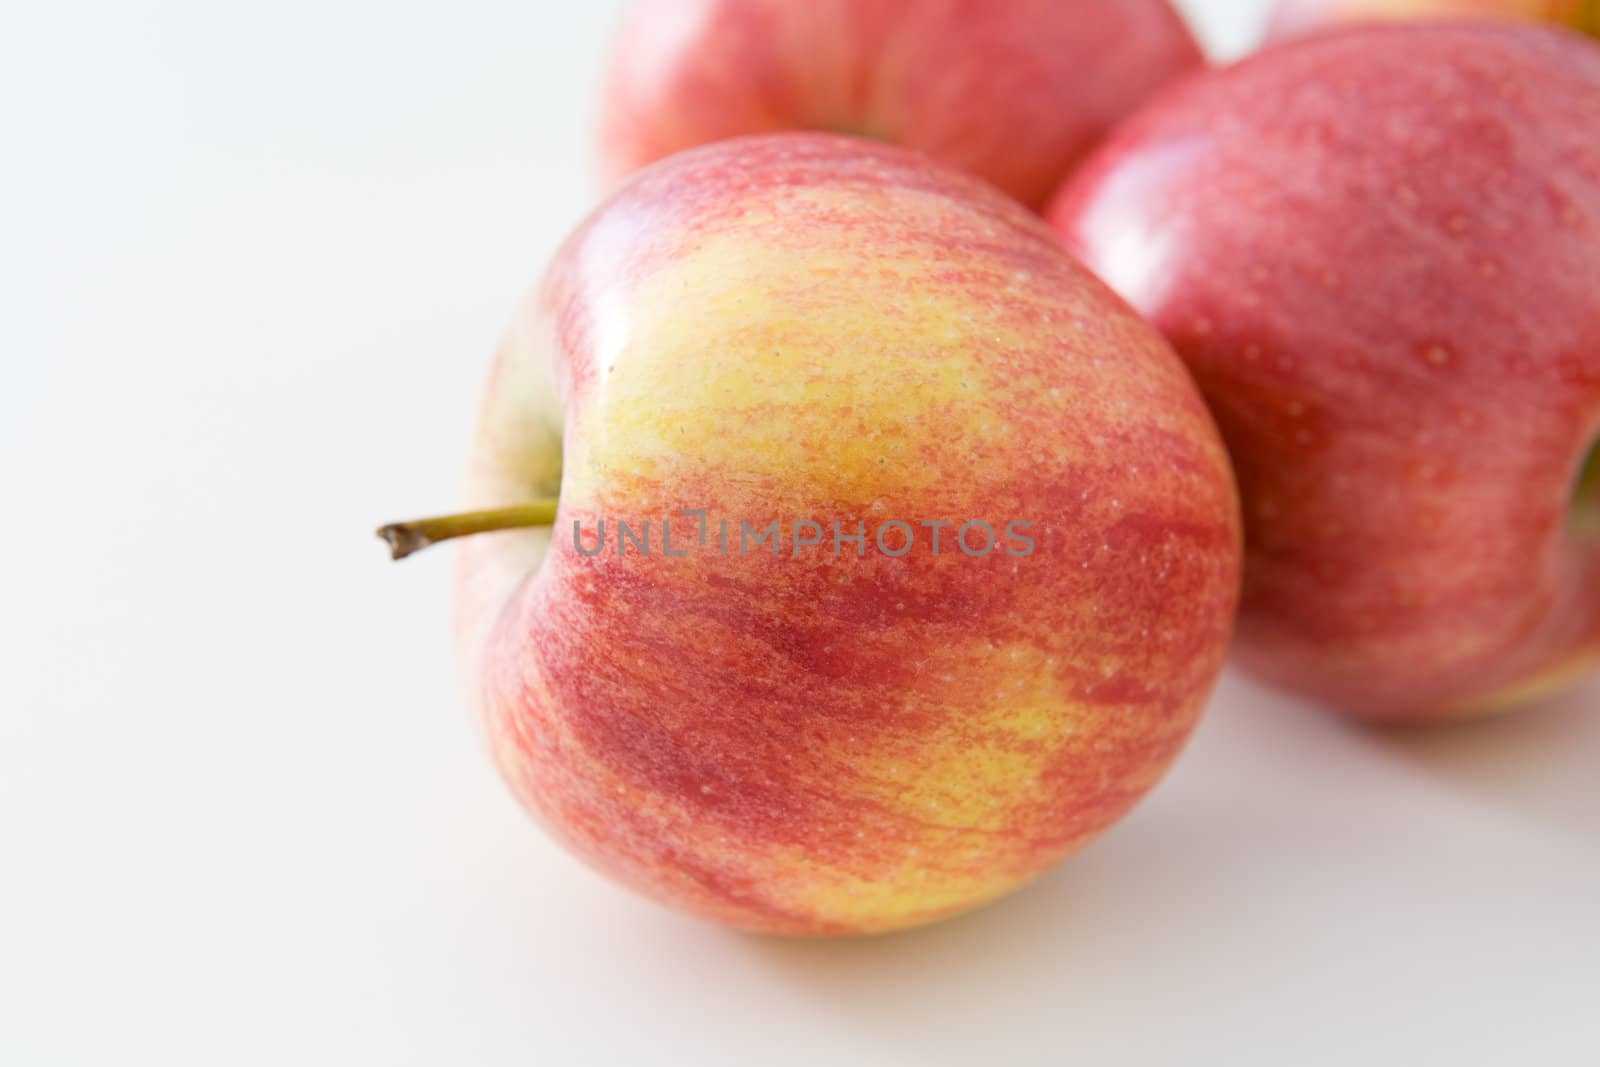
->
(1049, 22, 1600, 722)
(596, 0, 1206, 212)
(382, 134, 1241, 934)
(1269, 0, 1600, 40)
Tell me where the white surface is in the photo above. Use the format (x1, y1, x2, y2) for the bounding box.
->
(4, 1, 1597, 1064)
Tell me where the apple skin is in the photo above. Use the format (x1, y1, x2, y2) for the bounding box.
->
(1269, 0, 1600, 40)
(596, 0, 1205, 212)
(1049, 23, 1600, 722)
(457, 134, 1240, 935)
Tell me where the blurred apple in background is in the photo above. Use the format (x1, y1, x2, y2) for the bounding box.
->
(395, 134, 1241, 934)
(1269, 0, 1599, 38)
(1050, 23, 1600, 722)
(597, 0, 1205, 212)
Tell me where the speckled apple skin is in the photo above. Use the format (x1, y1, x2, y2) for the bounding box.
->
(1269, 0, 1599, 39)
(1050, 23, 1600, 721)
(457, 134, 1240, 935)
(597, 0, 1205, 213)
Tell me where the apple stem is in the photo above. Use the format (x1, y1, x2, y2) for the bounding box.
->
(1568, 433, 1600, 540)
(376, 500, 559, 560)
(1583, 0, 1600, 37)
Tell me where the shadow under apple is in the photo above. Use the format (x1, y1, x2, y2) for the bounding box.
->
(729, 670, 1598, 1063)
(1358, 674, 1600, 841)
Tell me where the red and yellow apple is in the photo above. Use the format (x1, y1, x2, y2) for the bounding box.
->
(596, 0, 1206, 212)
(392, 134, 1241, 934)
(1269, 0, 1600, 39)
(1050, 23, 1600, 722)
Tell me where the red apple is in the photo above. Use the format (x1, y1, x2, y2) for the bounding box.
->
(1049, 22, 1600, 721)
(1269, 0, 1600, 40)
(386, 134, 1241, 934)
(596, 0, 1205, 212)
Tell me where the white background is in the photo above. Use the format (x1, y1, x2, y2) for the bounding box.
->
(4, 1, 1597, 1063)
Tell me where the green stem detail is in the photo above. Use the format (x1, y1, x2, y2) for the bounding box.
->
(376, 500, 560, 560)
(1575, 439, 1600, 537)
(1580, 0, 1600, 37)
